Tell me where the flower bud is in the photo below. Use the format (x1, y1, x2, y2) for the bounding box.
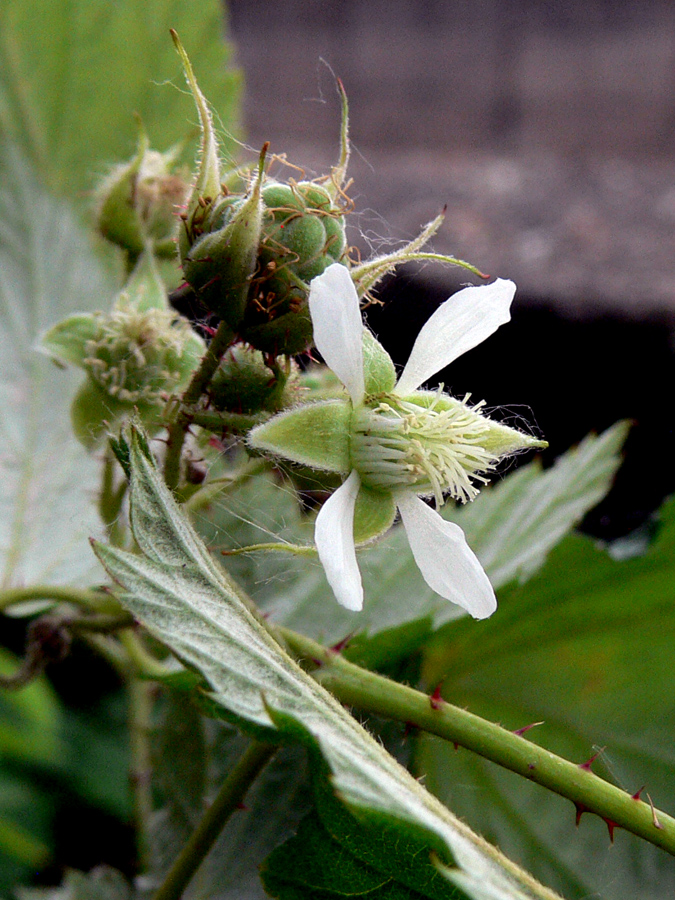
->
(42, 252, 205, 446)
(96, 127, 188, 260)
(210, 346, 297, 414)
(81, 306, 203, 407)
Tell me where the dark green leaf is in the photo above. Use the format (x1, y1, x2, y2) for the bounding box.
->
(418, 497, 675, 899)
(261, 810, 422, 899)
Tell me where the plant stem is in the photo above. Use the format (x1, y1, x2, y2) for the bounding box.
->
(189, 409, 268, 434)
(164, 320, 235, 491)
(128, 675, 155, 871)
(152, 740, 277, 900)
(99, 446, 128, 546)
(0, 585, 116, 614)
(280, 627, 675, 857)
(117, 629, 175, 681)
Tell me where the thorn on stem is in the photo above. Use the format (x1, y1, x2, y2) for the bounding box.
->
(578, 750, 601, 771)
(329, 633, 353, 654)
(513, 721, 544, 737)
(602, 817, 619, 842)
(429, 683, 445, 710)
(574, 802, 589, 827)
(647, 793, 664, 830)
(631, 785, 645, 801)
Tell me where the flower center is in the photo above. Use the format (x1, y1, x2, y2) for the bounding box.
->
(350, 391, 498, 505)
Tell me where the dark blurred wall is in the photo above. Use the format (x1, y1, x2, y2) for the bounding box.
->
(228, 0, 675, 160)
(226, 0, 675, 315)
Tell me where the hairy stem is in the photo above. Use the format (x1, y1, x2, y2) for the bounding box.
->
(280, 627, 675, 857)
(0, 585, 117, 614)
(99, 447, 128, 546)
(152, 740, 278, 900)
(164, 319, 235, 491)
(128, 675, 155, 871)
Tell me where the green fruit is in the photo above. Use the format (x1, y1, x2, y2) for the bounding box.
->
(180, 174, 348, 353)
(210, 346, 295, 414)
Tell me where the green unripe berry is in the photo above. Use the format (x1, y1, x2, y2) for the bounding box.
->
(210, 346, 296, 414)
(237, 180, 348, 354)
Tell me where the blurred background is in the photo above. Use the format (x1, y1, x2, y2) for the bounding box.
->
(2, 3, 675, 897)
(228, 0, 675, 538)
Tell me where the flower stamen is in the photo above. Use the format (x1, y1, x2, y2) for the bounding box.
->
(351, 394, 498, 505)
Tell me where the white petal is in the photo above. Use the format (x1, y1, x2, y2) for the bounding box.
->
(315, 470, 364, 611)
(395, 279, 516, 395)
(396, 492, 496, 619)
(308, 264, 365, 404)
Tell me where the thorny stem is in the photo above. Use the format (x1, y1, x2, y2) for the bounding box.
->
(164, 319, 235, 491)
(279, 627, 675, 857)
(152, 740, 278, 900)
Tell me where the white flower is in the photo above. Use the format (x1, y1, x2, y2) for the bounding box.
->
(309, 263, 521, 618)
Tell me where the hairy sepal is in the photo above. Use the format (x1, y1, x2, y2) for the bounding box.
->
(248, 400, 351, 474)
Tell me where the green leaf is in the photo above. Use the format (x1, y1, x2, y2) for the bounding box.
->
(93, 428, 564, 900)
(417, 497, 675, 900)
(0, 0, 241, 198)
(0, 145, 110, 589)
(454, 421, 631, 590)
(261, 810, 414, 899)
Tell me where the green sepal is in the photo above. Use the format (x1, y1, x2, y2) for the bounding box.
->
(97, 127, 148, 258)
(183, 151, 265, 327)
(480, 419, 548, 456)
(353, 484, 397, 545)
(70, 378, 130, 449)
(96, 120, 187, 261)
(116, 250, 169, 313)
(406, 390, 548, 458)
(171, 30, 222, 260)
(248, 400, 351, 473)
(39, 314, 100, 368)
(363, 329, 397, 395)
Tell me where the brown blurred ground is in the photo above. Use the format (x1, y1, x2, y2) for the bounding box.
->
(227, 0, 675, 315)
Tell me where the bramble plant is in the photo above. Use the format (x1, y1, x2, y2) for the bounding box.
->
(2, 5, 675, 900)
